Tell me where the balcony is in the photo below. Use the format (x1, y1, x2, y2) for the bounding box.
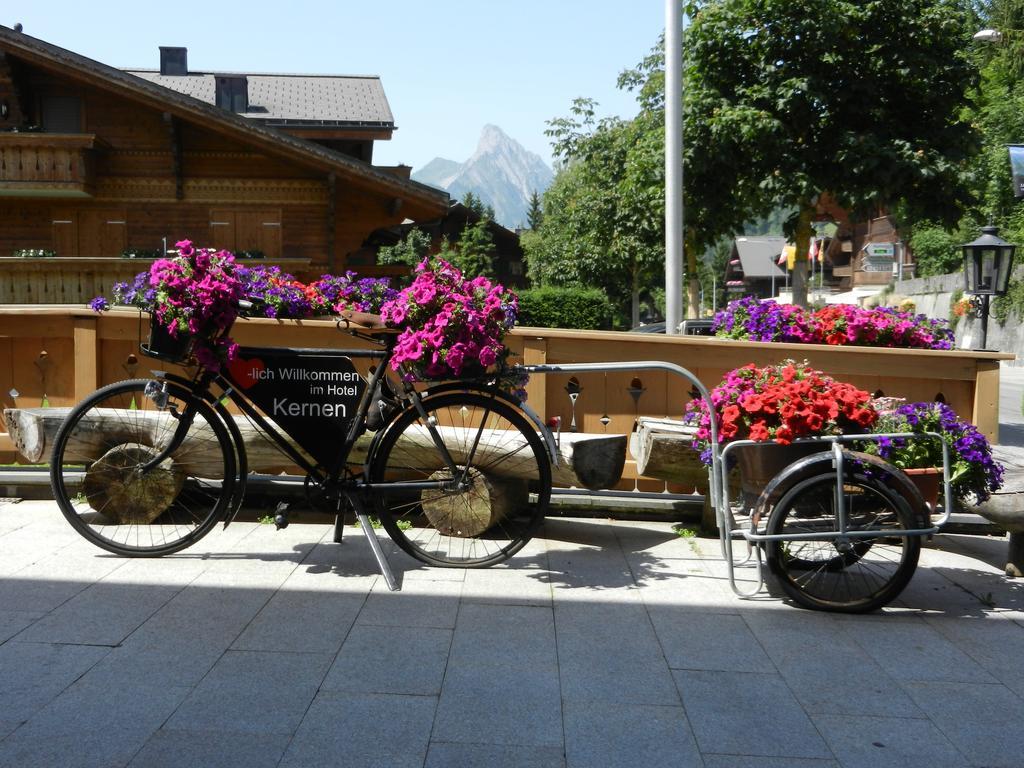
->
(0, 133, 100, 197)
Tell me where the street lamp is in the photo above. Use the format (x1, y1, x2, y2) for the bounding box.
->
(962, 225, 1016, 350)
(974, 28, 1003, 43)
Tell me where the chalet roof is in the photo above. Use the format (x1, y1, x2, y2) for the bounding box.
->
(731, 236, 787, 279)
(0, 26, 446, 214)
(125, 70, 395, 126)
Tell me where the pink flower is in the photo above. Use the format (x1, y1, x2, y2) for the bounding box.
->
(378, 258, 518, 381)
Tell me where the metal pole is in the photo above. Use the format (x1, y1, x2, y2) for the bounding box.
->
(665, 0, 684, 333)
(981, 294, 990, 350)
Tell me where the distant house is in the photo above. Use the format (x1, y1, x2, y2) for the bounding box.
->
(0, 26, 448, 303)
(726, 236, 788, 299)
(357, 202, 527, 288)
(728, 208, 909, 306)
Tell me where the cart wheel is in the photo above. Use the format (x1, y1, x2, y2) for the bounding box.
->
(763, 466, 921, 613)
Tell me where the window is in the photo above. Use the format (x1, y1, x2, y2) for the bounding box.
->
(41, 95, 81, 133)
(209, 209, 281, 258)
(51, 209, 127, 256)
(215, 76, 248, 113)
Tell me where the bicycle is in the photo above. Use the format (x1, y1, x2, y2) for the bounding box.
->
(49, 310, 554, 589)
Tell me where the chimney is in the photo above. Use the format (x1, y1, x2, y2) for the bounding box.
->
(159, 47, 188, 76)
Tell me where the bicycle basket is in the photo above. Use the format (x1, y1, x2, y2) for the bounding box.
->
(140, 315, 194, 363)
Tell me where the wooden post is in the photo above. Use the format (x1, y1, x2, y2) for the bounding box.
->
(972, 361, 1000, 445)
(522, 336, 547, 418)
(72, 316, 99, 401)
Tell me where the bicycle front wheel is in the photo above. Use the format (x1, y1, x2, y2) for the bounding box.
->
(764, 469, 920, 612)
(368, 392, 551, 567)
(50, 378, 236, 556)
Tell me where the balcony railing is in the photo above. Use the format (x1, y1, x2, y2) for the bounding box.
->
(0, 256, 313, 304)
(0, 133, 100, 197)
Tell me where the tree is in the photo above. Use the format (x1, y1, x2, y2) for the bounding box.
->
(674, 0, 979, 306)
(612, 1, 981, 306)
(377, 200, 497, 280)
(448, 216, 496, 279)
(965, 0, 1024, 231)
(462, 191, 496, 221)
(528, 99, 666, 327)
(377, 228, 432, 268)
(526, 190, 543, 230)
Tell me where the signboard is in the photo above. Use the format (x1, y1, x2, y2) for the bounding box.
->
(862, 260, 894, 273)
(225, 350, 367, 467)
(864, 242, 895, 258)
(1010, 145, 1024, 198)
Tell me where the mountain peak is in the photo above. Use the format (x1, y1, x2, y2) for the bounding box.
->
(476, 124, 510, 152)
(412, 125, 553, 228)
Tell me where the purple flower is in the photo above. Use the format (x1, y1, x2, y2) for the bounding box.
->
(89, 296, 109, 312)
(871, 401, 1003, 505)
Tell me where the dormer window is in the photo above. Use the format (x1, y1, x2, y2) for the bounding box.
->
(216, 76, 248, 113)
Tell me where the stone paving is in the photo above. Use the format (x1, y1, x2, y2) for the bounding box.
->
(2, 499, 1024, 768)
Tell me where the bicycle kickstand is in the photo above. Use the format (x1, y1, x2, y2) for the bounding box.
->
(346, 493, 400, 592)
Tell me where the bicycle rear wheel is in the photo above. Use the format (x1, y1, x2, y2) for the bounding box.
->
(50, 378, 236, 556)
(368, 392, 551, 567)
(764, 468, 921, 612)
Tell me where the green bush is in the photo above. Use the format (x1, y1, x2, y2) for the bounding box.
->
(909, 224, 960, 277)
(517, 286, 613, 330)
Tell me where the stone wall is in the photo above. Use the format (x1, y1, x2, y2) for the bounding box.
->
(894, 268, 1024, 366)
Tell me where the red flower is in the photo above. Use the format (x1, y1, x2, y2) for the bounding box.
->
(748, 420, 770, 441)
(684, 360, 878, 464)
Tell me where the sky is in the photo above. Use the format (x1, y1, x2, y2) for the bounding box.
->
(10, 1, 667, 171)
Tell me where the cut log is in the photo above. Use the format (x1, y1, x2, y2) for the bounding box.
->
(5, 406, 299, 472)
(4, 407, 627, 489)
(420, 468, 527, 537)
(974, 445, 1024, 577)
(5, 407, 72, 464)
(82, 443, 184, 524)
(630, 416, 708, 490)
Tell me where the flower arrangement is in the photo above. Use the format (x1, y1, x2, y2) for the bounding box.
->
(867, 401, 1003, 505)
(380, 258, 518, 382)
(234, 265, 315, 318)
(12, 248, 56, 258)
(148, 240, 245, 370)
(234, 267, 397, 318)
(685, 360, 878, 464)
(329, 274, 397, 314)
(711, 297, 955, 350)
(712, 296, 811, 343)
(951, 296, 980, 318)
(89, 248, 520, 384)
(811, 304, 954, 349)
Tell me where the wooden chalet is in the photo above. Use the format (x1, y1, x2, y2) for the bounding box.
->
(725, 236, 788, 299)
(0, 25, 449, 303)
(357, 202, 528, 288)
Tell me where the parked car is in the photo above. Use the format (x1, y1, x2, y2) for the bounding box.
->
(629, 319, 714, 335)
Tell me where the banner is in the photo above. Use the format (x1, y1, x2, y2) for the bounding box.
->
(1009, 145, 1024, 198)
(225, 350, 367, 468)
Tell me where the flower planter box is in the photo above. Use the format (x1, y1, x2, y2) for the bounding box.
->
(0, 307, 1013, 495)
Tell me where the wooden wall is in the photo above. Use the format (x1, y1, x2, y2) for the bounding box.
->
(0, 66, 423, 281)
